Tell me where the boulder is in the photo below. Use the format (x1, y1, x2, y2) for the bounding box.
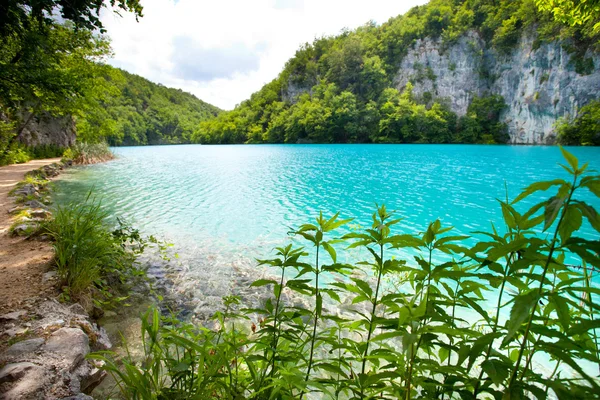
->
(0, 310, 27, 321)
(12, 184, 38, 197)
(43, 328, 89, 370)
(10, 223, 39, 237)
(29, 208, 52, 219)
(2, 338, 45, 359)
(0, 362, 48, 399)
(68, 303, 87, 316)
(0, 362, 37, 383)
(60, 395, 94, 400)
(23, 200, 46, 209)
(42, 270, 58, 284)
(7, 206, 26, 214)
(80, 361, 107, 394)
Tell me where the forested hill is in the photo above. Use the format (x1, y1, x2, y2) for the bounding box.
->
(192, 0, 600, 146)
(79, 67, 221, 146)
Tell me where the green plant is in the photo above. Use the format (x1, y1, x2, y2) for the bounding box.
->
(97, 148, 600, 399)
(62, 142, 115, 165)
(557, 100, 600, 146)
(45, 194, 161, 304)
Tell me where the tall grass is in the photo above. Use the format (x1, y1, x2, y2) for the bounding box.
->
(63, 142, 115, 165)
(45, 194, 148, 303)
(94, 147, 600, 399)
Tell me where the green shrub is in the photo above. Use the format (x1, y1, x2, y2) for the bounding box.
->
(63, 142, 115, 165)
(45, 194, 156, 303)
(0, 144, 31, 166)
(557, 100, 600, 146)
(96, 148, 600, 399)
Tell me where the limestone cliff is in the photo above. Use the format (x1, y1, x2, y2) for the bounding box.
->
(394, 30, 600, 144)
(17, 112, 76, 148)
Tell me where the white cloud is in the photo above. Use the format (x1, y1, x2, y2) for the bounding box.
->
(100, 0, 428, 110)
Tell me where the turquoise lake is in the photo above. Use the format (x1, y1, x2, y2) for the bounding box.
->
(54, 144, 600, 311)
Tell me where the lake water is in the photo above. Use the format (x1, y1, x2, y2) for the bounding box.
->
(54, 144, 600, 316)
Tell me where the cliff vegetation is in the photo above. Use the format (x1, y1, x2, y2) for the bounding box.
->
(192, 0, 600, 145)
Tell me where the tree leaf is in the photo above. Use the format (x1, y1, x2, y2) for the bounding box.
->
(500, 201, 518, 230)
(548, 293, 571, 332)
(558, 205, 582, 244)
(481, 359, 510, 386)
(582, 179, 600, 198)
(250, 279, 277, 287)
(316, 293, 322, 317)
(576, 202, 600, 232)
(512, 179, 566, 204)
(502, 290, 539, 346)
(321, 241, 337, 263)
(560, 146, 579, 172)
(544, 196, 565, 231)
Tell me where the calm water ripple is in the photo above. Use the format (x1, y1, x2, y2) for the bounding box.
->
(54, 144, 600, 308)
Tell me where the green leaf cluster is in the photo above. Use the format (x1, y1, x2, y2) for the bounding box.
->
(556, 100, 600, 146)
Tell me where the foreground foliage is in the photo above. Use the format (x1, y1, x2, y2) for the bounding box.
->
(45, 194, 166, 306)
(97, 148, 600, 399)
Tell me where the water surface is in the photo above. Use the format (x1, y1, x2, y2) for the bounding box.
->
(54, 144, 600, 312)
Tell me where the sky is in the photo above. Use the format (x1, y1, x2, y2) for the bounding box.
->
(100, 0, 429, 110)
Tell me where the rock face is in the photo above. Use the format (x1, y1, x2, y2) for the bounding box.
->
(0, 300, 111, 399)
(16, 111, 76, 149)
(393, 30, 600, 144)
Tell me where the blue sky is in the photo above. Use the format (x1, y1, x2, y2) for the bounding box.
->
(100, 0, 428, 110)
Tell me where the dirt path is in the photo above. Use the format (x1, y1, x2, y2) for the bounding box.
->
(0, 158, 61, 313)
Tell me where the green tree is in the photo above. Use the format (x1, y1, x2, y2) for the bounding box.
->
(1, 0, 143, 37)
(536, 0, 600, 33)
(556, 100, 600, 145)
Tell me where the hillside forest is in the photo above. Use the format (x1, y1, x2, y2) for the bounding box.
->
(193, 0, 600, 146)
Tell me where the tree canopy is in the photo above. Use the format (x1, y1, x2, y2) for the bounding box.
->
(0, 0, 143, 37)
(193, 0, 599, 145)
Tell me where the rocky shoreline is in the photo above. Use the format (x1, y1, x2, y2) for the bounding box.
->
(0, 161, 113, 400)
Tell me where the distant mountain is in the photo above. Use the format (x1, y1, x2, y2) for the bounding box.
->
(192, 0, 599, 145)
(78, 67, 221, 146)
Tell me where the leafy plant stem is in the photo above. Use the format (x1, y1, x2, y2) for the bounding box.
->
(473, 256, 512, 396)
(507, 173, 577, 390)
(405, 245, 433, 400)
(301, 243, 320, 399)
(361, 243, 384, 375)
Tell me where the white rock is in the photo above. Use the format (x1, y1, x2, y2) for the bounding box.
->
(43, 327, 90, 371)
